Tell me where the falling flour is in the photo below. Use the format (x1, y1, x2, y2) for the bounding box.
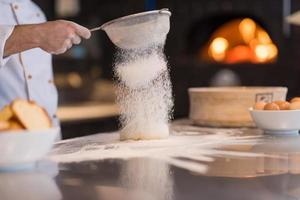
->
(115, 53, 167, 89)
(114, 45, 173, 140)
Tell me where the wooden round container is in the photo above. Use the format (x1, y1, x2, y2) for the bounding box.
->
(189, 87, 288, 127)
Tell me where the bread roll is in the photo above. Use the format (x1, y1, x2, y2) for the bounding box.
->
(11, 99, 52, 131)
(0, 120, 10, 131)
(0, 105, 13, 121)
(8, 119, 24, 130)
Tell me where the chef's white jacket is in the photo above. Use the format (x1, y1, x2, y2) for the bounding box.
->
(0, 0, 58, 124)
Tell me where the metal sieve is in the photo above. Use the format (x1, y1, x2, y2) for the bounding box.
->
(90, 8, 171, 49)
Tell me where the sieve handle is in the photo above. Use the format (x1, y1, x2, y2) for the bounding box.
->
(90, 26, 102, 32)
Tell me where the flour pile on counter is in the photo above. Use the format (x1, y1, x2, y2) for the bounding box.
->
(50, 131, 265, 174)
(114, 45, 173, 140)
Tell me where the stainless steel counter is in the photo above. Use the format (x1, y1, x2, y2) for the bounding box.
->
(2, 119, 300, 200)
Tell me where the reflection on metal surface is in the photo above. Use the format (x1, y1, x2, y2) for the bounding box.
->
(173, 119, 300, 178)
(55, 158, 300, 200)
(0, 171, 62, 200)
(50, 119, 300, 179)
(48, 120, 300, 200)
(120, 159, 173, 200)
(0, 161, 61, 200)
(95, 185, 155, 200)
(173, 119, 300, 177)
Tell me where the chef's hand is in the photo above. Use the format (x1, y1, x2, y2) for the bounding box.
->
(36, 20, 91, 54)
(4, 20, 91, 57)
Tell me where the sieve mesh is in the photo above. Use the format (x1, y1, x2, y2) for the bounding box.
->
(101, 9, 171, 49)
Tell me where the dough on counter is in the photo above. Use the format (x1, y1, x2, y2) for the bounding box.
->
(120, 123, 169, 140)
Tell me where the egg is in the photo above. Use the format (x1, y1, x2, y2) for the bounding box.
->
(264, 102, 280, 110)
(254, 101, 266, 110)
(289, 101, 300, 110)
(290, 97, 300, 103)
(274, 100, 290, 110)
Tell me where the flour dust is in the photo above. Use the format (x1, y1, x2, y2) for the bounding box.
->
(114, 45, 173, 140)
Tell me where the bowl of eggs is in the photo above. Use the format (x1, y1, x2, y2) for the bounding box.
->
(189, 87, 287, 127)
(249, 97, 300, 135)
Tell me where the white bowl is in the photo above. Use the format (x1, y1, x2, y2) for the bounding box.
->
(0, 128, 60, 169)
(249, 109, 300, 135)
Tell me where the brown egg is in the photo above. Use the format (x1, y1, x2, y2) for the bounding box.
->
(274, 100, 290, 110)
(264, 102, 280, 110)
(254, 101, 266, 110)
(289, 101, 300, 110)
(290, 97, 300, 103)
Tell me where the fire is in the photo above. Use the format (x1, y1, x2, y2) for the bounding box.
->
(239, 18, 256, 44)
(257, 30, 272, 44)
(205, 18, 278, 64)
(266, 44, 278, 59)
(209, 37, 229, 61)
(255, 44, 278, 62)
(255, 45, 269, 61)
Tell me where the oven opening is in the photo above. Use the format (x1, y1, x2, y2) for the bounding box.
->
(187, 15, 278, 65)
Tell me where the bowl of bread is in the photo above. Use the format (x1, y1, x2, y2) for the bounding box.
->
(0, 99, 59, 169)
(249, 97, 300, 135)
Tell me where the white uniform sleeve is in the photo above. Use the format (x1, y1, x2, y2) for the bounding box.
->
(0, 25, 15, 67)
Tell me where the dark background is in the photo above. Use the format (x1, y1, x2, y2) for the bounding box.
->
(32, 0, 300, 137)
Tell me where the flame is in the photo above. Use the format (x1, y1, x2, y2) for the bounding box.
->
(257, 30, 272, 44)
(209, 37, 229, 61)
(266, 43, 278, 59)
(239, 18, 256, 44)
(255, 45, 269, 61)
(255, 44, 278, 62)
(206, 18, 278, 63)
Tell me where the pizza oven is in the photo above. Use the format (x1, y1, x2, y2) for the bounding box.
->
(155, 0, 300, 117)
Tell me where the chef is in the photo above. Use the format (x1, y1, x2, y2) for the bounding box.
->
(0, 0, 91, 126)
